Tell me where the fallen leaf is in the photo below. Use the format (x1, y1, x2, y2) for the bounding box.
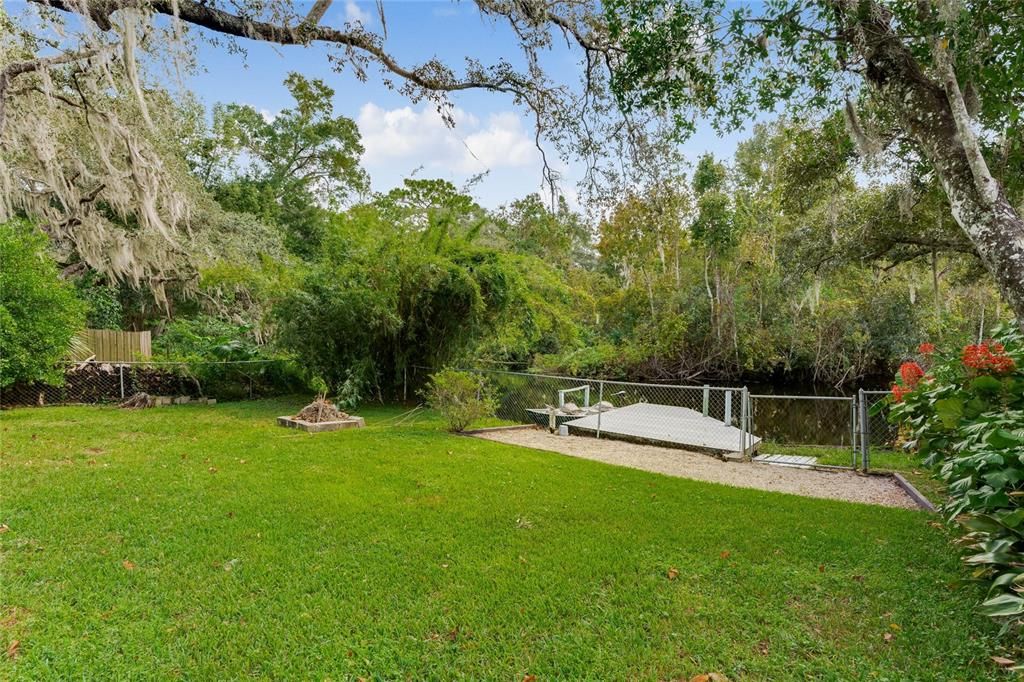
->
(522, 676, 536, 682)
(883, 632, 894, 643)
(0, 524, 9, 533)
(238, 459, 247, 464)
(122, 560, 136, 570)
(818, 564, 825, 572)
(6, 639, 20, 659)
(888, 623, 900, 631)
(208, 467, 217, 474)
(690, 674, 729, 682)
(719, 550, 731, 560)
(755, 639, 769, 656)
(446, 627, 459, 642)
(667, 567, 679, 580)
(991, 656, 1015, 667)
(852, 575, 865, 582)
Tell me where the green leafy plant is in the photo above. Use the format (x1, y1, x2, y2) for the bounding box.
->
(887, 323, 1024, 628)
(422, 369, 496, 433)
(0, 220, 87, 387)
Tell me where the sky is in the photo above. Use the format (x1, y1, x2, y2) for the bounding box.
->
(174, 2, 754, 209)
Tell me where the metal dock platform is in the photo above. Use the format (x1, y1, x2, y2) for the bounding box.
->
(562, 403, 760, 458)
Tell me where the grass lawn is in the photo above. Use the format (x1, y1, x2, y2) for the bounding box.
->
(1, 399, 1010, 679)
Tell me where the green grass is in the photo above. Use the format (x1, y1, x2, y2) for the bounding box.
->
(0, 399, 1010, 679)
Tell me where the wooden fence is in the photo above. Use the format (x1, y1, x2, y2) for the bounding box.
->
(77, 329, 152, 362)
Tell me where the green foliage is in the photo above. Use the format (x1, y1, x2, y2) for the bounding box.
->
(75, 273, 123, 330)
(889, 323, 1024, 627)
(606, 1, 1024, 135)
(275, 192, 584, 397)
(152, 316, 265, 361)
(422, 369, 497, 432)
(0, 221, 86, 387)
(495, 194, 594, 269)
(195, 73, 368, 259)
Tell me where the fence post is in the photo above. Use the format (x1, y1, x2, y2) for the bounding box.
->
(702, 385, 710, 417)
(724, 390, 733, 425)
(858, 388, 869, 472)
(119, 365, 125, 400)
(739, 387, 749, 459)
(596, 381, 604, 439)
(850, 397, 857, 470)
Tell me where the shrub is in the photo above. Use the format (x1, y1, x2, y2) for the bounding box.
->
(0, 221, 86, 387)
(888, 322, 1024, 627)
(423, 369, 496, 432)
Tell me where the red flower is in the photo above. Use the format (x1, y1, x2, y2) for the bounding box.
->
(891, 384, 909, 402)
(899, 361, 926, 388)
(962, 342, 1017, 376)
(918, 342, 935, 356)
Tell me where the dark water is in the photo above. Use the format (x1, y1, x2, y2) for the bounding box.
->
(699, 381, 895, 448)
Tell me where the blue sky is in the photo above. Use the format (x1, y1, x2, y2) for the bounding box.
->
(184, 1, 755, 209)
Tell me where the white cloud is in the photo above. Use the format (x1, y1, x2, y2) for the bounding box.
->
(345, 0, 373, 26)
(356, 103, 537, 176)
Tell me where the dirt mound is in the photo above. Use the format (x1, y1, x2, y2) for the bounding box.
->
(294, 399, 349, 423)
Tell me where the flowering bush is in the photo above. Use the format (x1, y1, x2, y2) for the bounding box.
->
(888, 323, 1024, 626)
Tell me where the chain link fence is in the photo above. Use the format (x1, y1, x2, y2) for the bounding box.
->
(0, 359, 304, 408)
(860, 390, 900, 448)
(467, 369, 904, 471)
(473, 369, 754, 458)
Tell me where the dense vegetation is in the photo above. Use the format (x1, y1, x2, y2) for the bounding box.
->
(0, 221, 85, 388)
(0, 68, 1011, 396)
(888, 324, 1024, 627)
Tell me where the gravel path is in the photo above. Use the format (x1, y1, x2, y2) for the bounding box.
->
(472, 427, 918, 509)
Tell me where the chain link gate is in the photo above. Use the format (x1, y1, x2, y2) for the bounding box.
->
(749, 394, 859, 469)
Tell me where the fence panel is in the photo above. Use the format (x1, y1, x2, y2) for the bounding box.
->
(0, 359, 303, 407)
(79, 329, 152, 362)
(861, 390, 900, 448)
(749, 394, 857, 469)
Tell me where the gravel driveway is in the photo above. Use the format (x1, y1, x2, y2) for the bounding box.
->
(471, 427, 918, 509)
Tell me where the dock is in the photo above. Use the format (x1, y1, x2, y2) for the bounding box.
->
(753, 454, 818, 468)
(562, 403, 760, 458)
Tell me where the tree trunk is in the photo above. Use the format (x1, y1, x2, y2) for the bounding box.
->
(849, 3, 1024, 329)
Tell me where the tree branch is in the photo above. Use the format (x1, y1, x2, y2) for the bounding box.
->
(0, 45, 111, 134)
(29, 0, 529, 98)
